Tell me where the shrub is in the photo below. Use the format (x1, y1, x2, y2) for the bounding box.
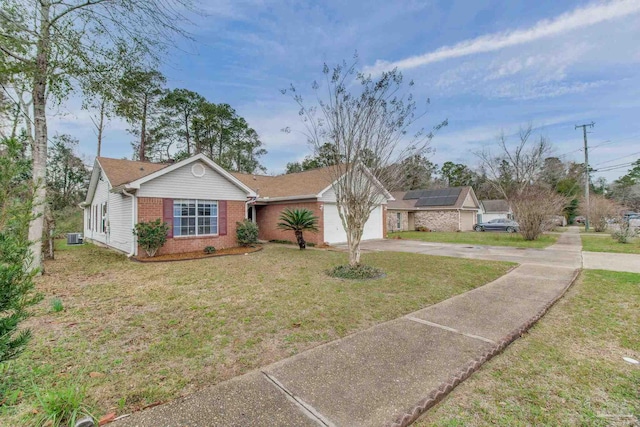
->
(50, 298, 64, 313)
(236, 220, 259, 246)
(511, 186, 567, 241)
(611, 217, 637, 243)
(0, 138, 42, 364)
(133, 219, 170, 257)
(327, 264, 385, 280)
(416, 226, 430, 232)
(204, 246, 216, 254)
(578, 195, 619, 232)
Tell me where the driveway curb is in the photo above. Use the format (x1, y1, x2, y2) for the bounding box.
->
(389, 268, 581, 427)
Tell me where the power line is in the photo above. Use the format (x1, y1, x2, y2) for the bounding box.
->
(592, 151, 640, 167)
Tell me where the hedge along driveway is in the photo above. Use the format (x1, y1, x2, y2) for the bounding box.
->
(3, 241, 513, 425)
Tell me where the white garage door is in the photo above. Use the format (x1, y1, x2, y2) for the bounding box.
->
(323, 204, 383, 244)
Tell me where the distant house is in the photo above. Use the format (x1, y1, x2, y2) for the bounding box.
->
(478, 199, 513, 223)
(387, 187, 480, 232)
(82, 154, 392, 257)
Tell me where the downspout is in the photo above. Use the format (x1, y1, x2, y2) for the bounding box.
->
(123, 189, 136, 257)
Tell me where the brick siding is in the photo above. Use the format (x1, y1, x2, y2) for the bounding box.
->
(137, 197, 246, 257)
(255, 201, 325, 245)
(414, 210, 460, 232)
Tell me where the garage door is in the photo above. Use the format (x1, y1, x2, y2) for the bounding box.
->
(323, 204, 383, 244)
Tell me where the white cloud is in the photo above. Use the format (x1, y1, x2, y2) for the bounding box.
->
(365, 0, 640, 74)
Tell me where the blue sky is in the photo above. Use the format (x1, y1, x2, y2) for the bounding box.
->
(51, 0, 640, 182)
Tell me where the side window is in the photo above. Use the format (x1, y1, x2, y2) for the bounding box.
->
(396, 212, 402, 229)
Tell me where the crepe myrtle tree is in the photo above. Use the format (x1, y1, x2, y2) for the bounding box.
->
(283, 56, 447, 266)
(0, 0, 194, 271)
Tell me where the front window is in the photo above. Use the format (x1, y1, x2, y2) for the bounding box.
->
(396, 212, 402, 229)
(173, 199, 218, 236)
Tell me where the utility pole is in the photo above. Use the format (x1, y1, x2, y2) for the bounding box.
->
(575, 121, 595, 231)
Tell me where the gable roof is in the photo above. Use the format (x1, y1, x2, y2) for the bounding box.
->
(232, 167, 334, 199)
(388, 186, 479, 211)
(97, 157, 169, 187)
(233, 164, 393, 201)
(481, 199, 511, 213)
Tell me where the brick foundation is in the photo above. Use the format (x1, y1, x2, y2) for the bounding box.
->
(137, 197, 246, 257)
(255, 202, 325, 245)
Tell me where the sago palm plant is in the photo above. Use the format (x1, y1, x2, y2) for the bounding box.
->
(277, 208, 319, 249)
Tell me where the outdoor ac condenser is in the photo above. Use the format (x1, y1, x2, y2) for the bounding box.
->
(67, 233, 83, 245)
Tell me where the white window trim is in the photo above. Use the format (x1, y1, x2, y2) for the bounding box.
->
(173, 199, 219, 238)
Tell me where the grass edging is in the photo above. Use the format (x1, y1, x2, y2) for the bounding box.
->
(131, 245, 263, 263)
(391, 267, 582, 427)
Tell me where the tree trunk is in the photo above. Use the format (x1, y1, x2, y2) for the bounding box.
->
(28, 0, 51, 272)
(295, 230, 306, 249)
(97, 99, 105, 156)
(184, 112, 190, 156)
(348, 231, 362, 266)
(139, 94, 147, 161)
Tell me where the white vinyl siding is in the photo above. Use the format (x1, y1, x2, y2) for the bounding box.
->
(137, 161, 247, 200)
(107, 191, 133, 253)
(85, 172, 110, 244)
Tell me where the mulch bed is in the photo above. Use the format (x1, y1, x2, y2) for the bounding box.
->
(132, 245, 263, 262)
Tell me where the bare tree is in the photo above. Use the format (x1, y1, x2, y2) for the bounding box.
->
(1, 0, 195, 270)
(284, 58, 446, 266)
(579, 195, 619, 233)
(511, 186, 567, 240)
(477, 125, 552, 199)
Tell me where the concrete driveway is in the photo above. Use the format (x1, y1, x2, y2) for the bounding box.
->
(348, 233, 582, 269)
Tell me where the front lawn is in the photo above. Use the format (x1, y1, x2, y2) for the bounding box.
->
(417, 269, 640, 426)
(1, 241, 513, 425)
(581, 235, 640, 254)
(389, 231, 558, 249)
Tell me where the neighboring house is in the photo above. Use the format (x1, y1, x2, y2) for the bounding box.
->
(478, 199, 513, 223)
(82, 154, 392, 257)
(82, 154, 257, 257)
(232, 165, 392, 245)
(387, 187, 480, 232)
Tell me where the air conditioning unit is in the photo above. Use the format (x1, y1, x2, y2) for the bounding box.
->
(67, 233, 83, 245)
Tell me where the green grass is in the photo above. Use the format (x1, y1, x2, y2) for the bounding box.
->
(581, 235, 640, 254)
(418, 270, 640, 426)
(0, 240, 513, 426)
(49, 298, 64, 313)
(388, 231, 558, 249)
(52, 207, 83, 237)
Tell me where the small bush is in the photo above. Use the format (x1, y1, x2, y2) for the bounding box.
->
(50, 298, 64, 313)
(204, 246, 216, 254)
(611, 220, 637, 243)
(33, 384, 93, 427)
(236, 220, 259, 246)
(133, 219, 170, 257)
(416, 226, 430, 232)
(327, 264, 385, 280)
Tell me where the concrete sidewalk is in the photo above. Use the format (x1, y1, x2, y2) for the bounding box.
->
(583, 251, 640, 273)
(115, 230, 581, 427)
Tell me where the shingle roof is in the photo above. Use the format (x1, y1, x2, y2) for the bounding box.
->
(388, 187, 476, 210)
(481, 199, 510, 213)
(97, 157, 169, 187)
(232, 167, 336, 199)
